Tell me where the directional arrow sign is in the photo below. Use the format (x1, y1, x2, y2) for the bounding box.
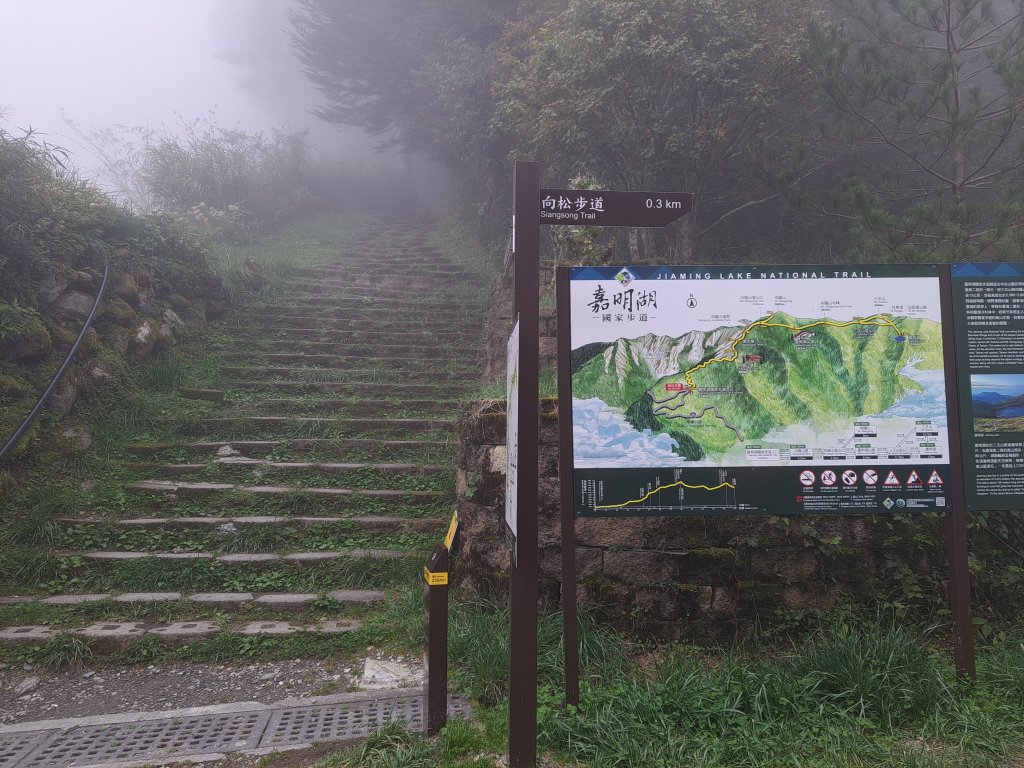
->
(540, 188, 693, 228)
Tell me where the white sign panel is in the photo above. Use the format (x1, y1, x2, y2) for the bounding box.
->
(505, 318, 520, 539)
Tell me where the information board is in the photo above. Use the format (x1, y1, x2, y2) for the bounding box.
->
(567, 264, 952, 516)
(951, 263, 1024, 511)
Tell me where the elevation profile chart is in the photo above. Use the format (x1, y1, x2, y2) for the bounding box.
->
(566, 264, 953, 516)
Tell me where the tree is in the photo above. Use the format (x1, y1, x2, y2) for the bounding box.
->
(491, 0, 818, 261)
(806, 0, 1024, 260)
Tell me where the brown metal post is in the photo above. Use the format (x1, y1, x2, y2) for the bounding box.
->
(938, 264, 977, 680)
(509, 160, 541, 767)
(424, 544, 450, 735)
(555, 267, 579, 707)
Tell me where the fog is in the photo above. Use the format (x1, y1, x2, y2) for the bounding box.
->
(0, 0, 384, 183)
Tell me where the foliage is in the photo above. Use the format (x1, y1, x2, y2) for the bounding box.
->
(806, 0, 1024, 261)
(492, 0, 818, 260)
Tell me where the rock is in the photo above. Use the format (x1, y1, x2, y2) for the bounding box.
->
(53, 290, 96, 321)
(15, 676, 39, 697)
(46, 379, 78, 419)
(71, 270, 97, 291)
(130, 320, 155, 357)
(90, 364, 112, 383)
(99, 298, 139, 325)
(59, 424, 93, 452)
(217, 445, 241, 457)
(0, 319, 51, 361)
(37, 273, 70, 305)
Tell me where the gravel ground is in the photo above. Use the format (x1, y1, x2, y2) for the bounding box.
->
(0, 658, 363, 724)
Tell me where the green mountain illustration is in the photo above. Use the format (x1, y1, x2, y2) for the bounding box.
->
(572, 312, 943, 460)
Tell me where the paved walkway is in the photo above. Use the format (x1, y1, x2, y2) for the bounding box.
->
(0, 688, 469, 768)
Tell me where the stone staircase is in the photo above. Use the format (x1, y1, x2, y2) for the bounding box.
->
(0, 221, 482, 655)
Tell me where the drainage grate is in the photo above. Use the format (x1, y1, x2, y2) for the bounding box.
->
(23, 712, 269, 767)
(261, 697, 423, 747)
(0, 732, 55, 768)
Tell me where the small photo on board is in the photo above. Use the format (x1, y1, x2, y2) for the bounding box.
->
(970, 373, 1024, 434)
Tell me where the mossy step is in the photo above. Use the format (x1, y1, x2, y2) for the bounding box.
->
(179, 415, 454, 438)
(217, 352, 477, 367)
(0, 589, 384, 608)
(126, 480, 445, 503)
(221, 381, 471, 397)
(216, 365, 471, 383)
(128, 460, 448, 475)
(61, 514, 444, 533)
(249, 398, 461, 414)
(228, 329, 469, 343)
(239, 341, 462, 357)
(278, 281, 473, 296)
(246, 306, 482, 320)
(2, 552, 421, 594)
(58, 549, 412, 563)
(179, 388, 226, 402)
(0, 619, 361, 649)
(240, 319, 480, 333)
(128, 438, 453, 460)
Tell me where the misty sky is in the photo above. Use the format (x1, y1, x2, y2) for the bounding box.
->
(0, 0, 374, 177)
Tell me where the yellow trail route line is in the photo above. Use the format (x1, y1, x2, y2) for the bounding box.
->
(595, 479, 735, 510)
(681, 312, 903, 392)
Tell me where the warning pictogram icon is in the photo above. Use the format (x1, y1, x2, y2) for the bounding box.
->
(842, 470, 858, 486)
(928, 470, 944, 485)
(799, 470, 815, 487)
(907, 470, 922, 485)
(884, 470, 901, 486)
(863, 469, 878, 485)
(821, 470, 837, 486)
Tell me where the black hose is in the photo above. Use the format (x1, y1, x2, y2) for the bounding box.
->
(0, 262, 111, 460)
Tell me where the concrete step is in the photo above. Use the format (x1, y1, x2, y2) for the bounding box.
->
(179, 388, 226, 402)
(246, 306, 482, 320)
(236, 317, 480, 332)
(128, 459, 448, 475)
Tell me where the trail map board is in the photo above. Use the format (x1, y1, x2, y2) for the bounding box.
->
(568, 264, 952, 516)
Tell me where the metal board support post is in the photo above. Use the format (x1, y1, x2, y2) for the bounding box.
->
(509, 160, 541, 767)
(555, 267, 579, 708)
(938, 264, 977, 679)
(424, 544, 450, 736)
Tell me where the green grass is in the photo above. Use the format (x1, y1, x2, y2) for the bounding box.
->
(304, 595, 1024, 768)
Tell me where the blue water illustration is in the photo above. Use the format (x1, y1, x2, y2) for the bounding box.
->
(877, 362, 947, 427)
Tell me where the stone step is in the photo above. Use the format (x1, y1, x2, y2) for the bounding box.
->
(61, 514, 444, 533)
(128, 438, 453, 460)
(217, 352, 478, 368)
(228, 328, 470, 343)
(239, 341, 460, 358)
(178, 388, 226, 402)
(250, 398, 461, 415)
(0, 589, 385, 608)
(221, 380, 471, 397)
(246, 306, 482, 320)
(125, 480, 445, 504)
(180, 415, 454, 437)
(237, 317, 480, 332)
(216, 365, 469, 383)
(58, 549, 412, 563)
(128, 460, 448, 475)
(278, 281, 472, 297)
(0, 618, 361, 648)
